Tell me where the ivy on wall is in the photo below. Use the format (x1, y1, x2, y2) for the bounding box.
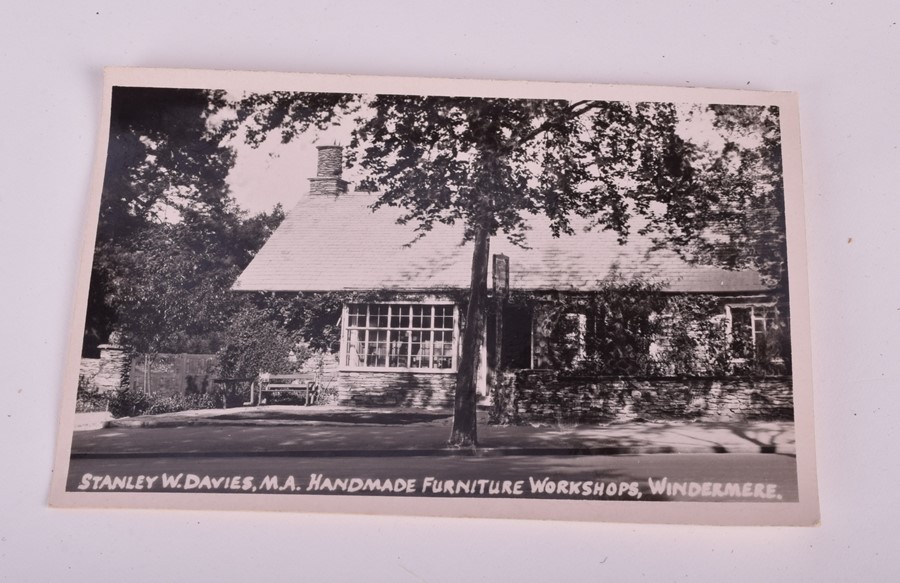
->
(510, 272, 789, 378)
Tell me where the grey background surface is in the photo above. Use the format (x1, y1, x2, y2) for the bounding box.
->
(1, 1, 897, 580)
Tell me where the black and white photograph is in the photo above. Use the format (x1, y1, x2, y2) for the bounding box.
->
(50, 68, 817, 525)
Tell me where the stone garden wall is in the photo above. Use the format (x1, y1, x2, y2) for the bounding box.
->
(492, 370, 793, 424)
(335, 371, 456, 408)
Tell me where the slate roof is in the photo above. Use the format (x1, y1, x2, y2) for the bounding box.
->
(232, 192, 770, 294)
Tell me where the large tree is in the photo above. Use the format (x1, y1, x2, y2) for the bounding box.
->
(688, 104, 787, 286)
(86, 87, 283, 357)
(236, 92, 786, 446)
(98, 204, 284, 355)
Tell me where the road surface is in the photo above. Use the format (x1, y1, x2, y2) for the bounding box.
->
(66, 425, 798, 503)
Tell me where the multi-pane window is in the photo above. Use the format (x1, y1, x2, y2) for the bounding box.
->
(728, 304, 779, 358)
(344, 304, 456, 370)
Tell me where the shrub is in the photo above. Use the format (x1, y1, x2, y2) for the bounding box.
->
(216, 304, 301, 380)
(144, 393, 219, 415)
(652, 295, 732, 376)
(303, 350, 339, 405)
(75, 375, 109, 413)
(532, 273, 670, 377)
(107, 389, 220, 418)
(315, 384, 338, 405)
(206, 381, 252, 408)
(107, 388, 153, 418)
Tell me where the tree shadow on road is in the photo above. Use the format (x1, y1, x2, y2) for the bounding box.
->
(484, 420, 794, 454)
(212, 409, 453, 425)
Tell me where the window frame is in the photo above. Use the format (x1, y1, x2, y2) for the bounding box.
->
(339, 301, 459, 373)
(725, 302, 781, 361)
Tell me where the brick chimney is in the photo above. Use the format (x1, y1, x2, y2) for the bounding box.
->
(308, 145, 349, 196)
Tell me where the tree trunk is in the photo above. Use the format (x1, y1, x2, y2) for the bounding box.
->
(449, 224, 490, 447)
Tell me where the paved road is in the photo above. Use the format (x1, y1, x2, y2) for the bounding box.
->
(71, 417, 796, 456)
(66, 451, 798, 503)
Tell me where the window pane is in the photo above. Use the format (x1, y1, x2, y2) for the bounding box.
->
(410, 331, 421, 365)
(753, 307, 778, 351)
(434, 305, 453, 329)
(412, 305, 432, 329)
(410, 330, 431, 367)
(368, 305, 387, 328)
(389, 330, 410, 367)
(730, 307, 753, 356)
(432, 330, 447, 356)
(433, 330, 453, 369)
(346, 303, 456, 369)
(346, 328, 366, 366)
(390, 308, 401, 328)
(434, 356, 453, 369)
(366, 330, 387, 367)
(347, 304, 364, 328)
(420, 330, 432, 368)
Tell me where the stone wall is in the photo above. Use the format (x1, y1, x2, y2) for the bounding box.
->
(79, 358, 101, 386)
(493, 370, 794, 424)
(78, 342, 129, 393)
(335, 371, 456, 408)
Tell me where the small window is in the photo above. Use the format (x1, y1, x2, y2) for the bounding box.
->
(343, 304, 457, 371)
(727, 304, 781, 360)
(547, 312, 588, 368)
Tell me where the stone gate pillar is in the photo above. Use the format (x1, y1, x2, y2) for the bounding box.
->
(94, 331, 128, 393)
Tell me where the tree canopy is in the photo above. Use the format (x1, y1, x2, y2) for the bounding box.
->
(84, 87, 284, 357)
(686, 104, 786, 286)
(235, 90, 787, 445)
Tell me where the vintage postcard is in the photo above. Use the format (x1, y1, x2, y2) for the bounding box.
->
(51, 67, 818, 525)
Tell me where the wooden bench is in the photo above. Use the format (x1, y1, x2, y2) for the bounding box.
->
(250, 372, 320, 406)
